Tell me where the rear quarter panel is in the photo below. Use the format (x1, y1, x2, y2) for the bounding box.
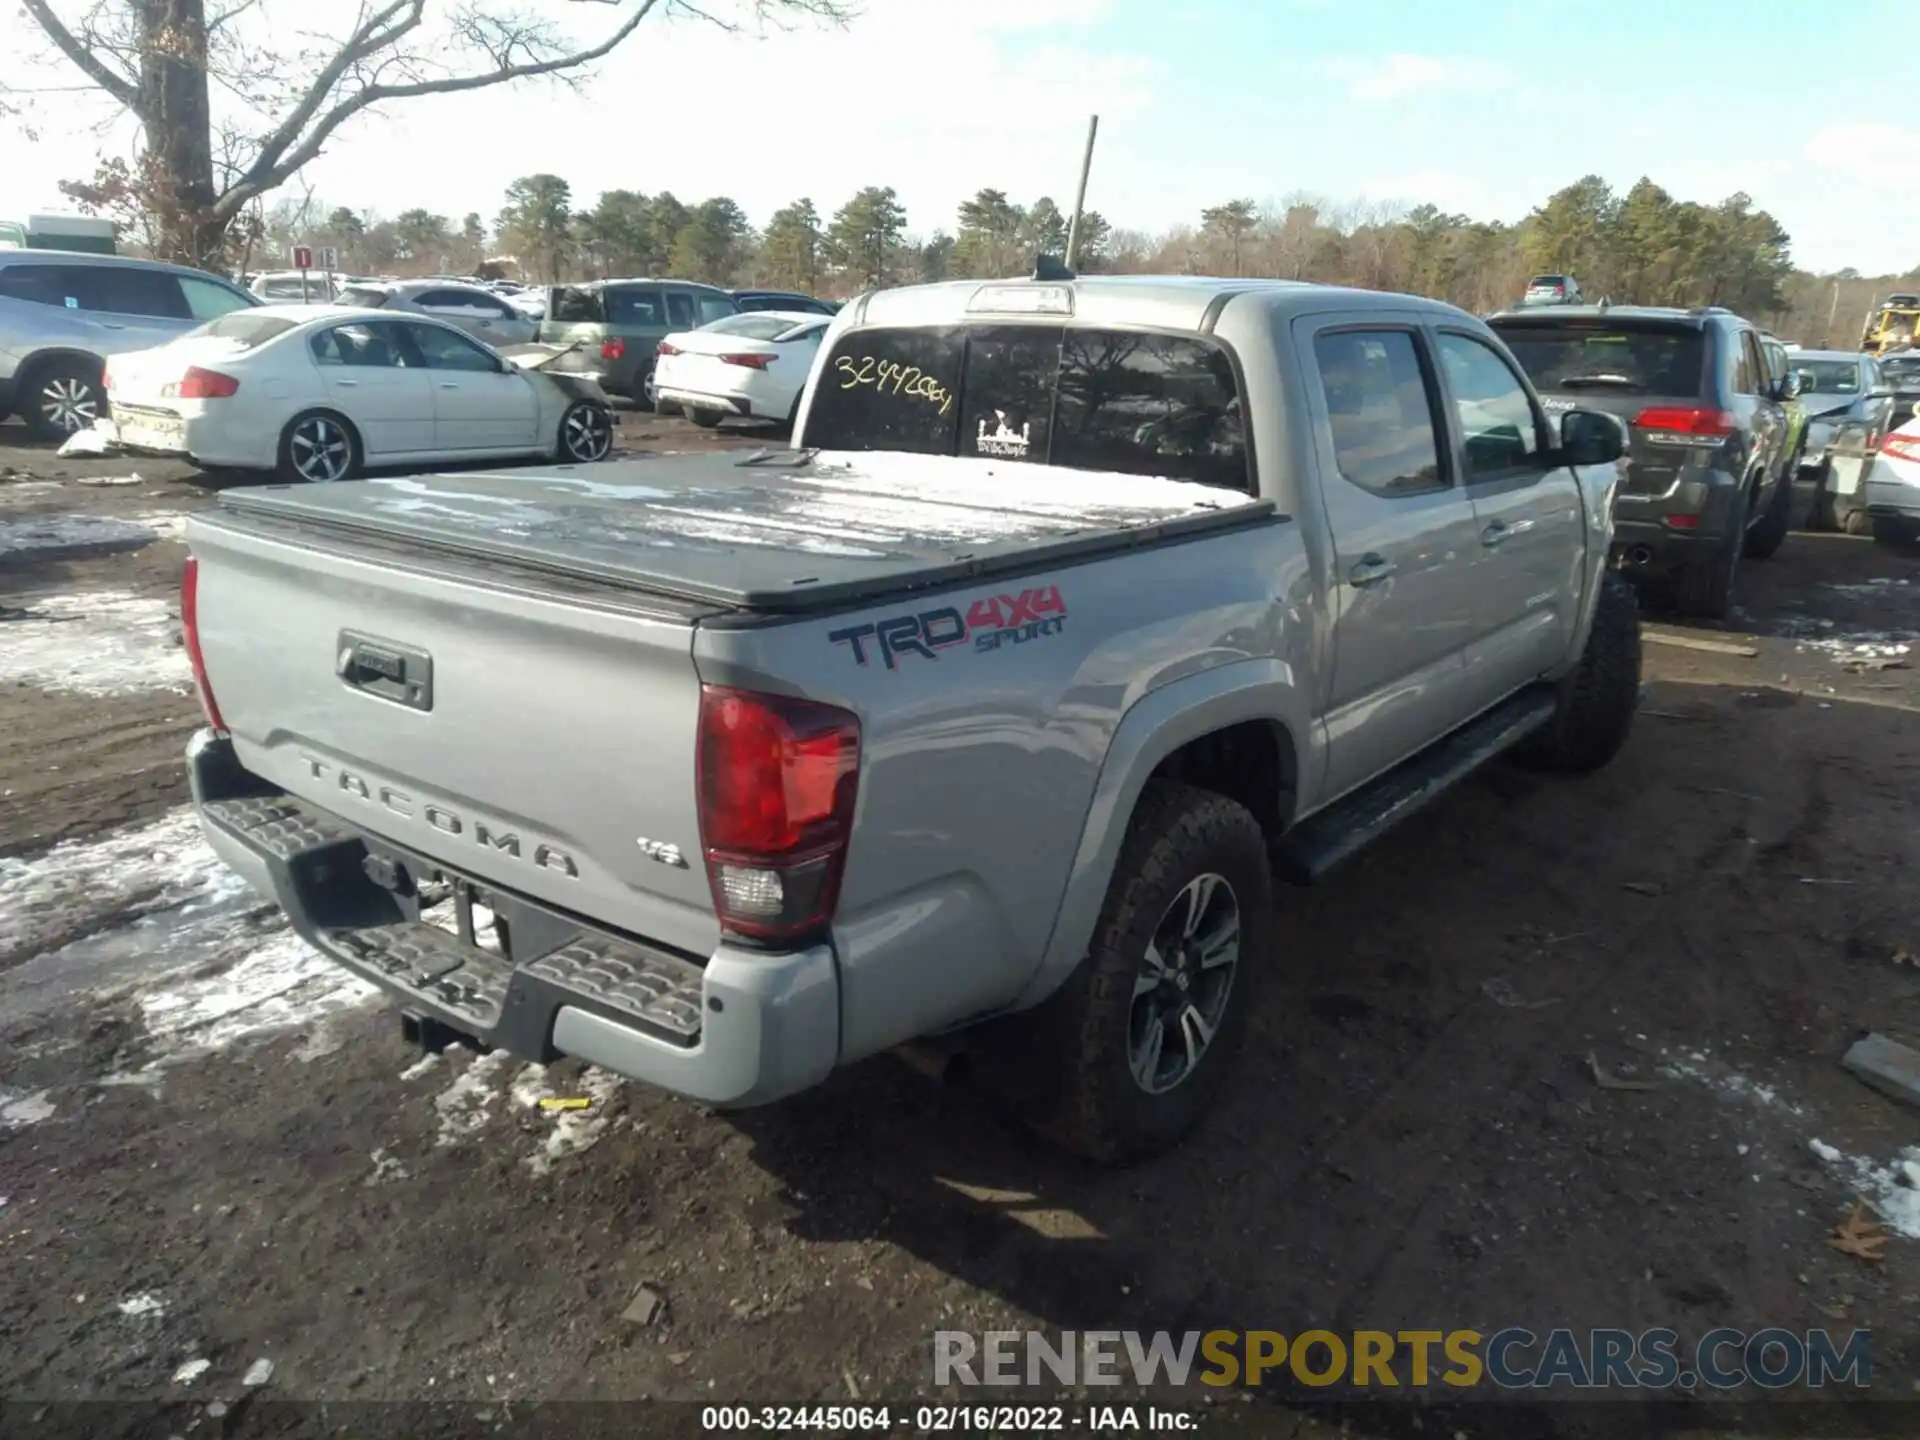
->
(695, 517, 1313, 1062)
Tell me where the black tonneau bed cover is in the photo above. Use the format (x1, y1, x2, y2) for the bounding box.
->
(213, 449, 1278, 615)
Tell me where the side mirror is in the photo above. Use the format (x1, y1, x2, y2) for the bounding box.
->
(1772, 373, 1801, 401)
(1560, 407, 1626, 466)
(1869, 388, 1896, 401)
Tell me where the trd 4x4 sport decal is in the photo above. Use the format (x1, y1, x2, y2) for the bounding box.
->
(829, 584, 1067, 670)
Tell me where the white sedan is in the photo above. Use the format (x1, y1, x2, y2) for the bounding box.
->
(99, 305, 615, 483)
(650, 310, 831, 429)
(1863, 414, 1920, 554)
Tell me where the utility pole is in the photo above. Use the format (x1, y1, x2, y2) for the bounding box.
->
(1064, 114, 1100, 269)
(1824, 277, 1841, 349)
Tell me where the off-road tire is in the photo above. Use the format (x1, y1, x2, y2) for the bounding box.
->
(1672, 483, 1749, 619)
(1513, 571, 1642, 774)
(1027, 781, 1273, 1165)
(1872, 515, 1920, 556)
(1743, 469, 1792, 559)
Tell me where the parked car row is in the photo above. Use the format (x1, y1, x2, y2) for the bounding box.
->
(0, 246, 842, 466)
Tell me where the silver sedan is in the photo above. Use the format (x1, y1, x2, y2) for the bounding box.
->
(333, 279, 540, 349)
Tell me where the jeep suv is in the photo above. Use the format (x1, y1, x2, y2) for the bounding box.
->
(536, 279, 736, 404)
(1486, 305, 1795, 619)
(0, 251, 260, 440)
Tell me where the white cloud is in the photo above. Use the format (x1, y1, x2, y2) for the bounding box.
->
(1331, 53, 1504, 103)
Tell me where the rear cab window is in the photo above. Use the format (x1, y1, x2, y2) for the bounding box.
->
(803, 324, 1251, 493)
(1493, 320, 1706, 398)
(548, 286, 608, 324)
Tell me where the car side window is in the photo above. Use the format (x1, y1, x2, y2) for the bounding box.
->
(664, 290, 696, 328)
(603, 287, 664, 327)
(77, 267, 188, 319)
(404, 321, 500, 372)
(0, 264, 62, 306)
(695, 294, 735, 325)
(179, 275, 254, 321)
(1730, 333, 1755, 395)
(1311, 329, 1446, 496)
(310, 322, 409, 368)
(1436, 332, 1545, 477)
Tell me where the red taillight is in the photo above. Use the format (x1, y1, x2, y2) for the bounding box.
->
(1631, 406, 1734, 444)
(654, 341, 679, 358)
(101, 366, 114, 393)
(696, 684, 860, 945)
(1881, 434, 1920, 464)
(180, 555, 227, 733)
(173, 366, 239, 400)
(719, 352, 775, 370)
(1663, 514, 1700, 530)
(601, 338, 627, 361)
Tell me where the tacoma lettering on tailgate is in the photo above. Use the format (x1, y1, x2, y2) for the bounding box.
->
(829, 584, 1067, 670)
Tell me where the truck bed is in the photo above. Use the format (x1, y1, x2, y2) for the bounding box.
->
(215, 449, 1275, 614)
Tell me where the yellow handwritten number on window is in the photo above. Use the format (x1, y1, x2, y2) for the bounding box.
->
(834, 355, 953, 415)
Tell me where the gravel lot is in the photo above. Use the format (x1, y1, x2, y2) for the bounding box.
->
(3, 414, 1918, 1439)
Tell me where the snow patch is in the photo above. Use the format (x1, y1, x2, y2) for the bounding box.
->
(1658, 1058, 1809, 1118)
(0, 590, 191, 696)
(0, 1086, 56, 1128)
(513, 1065, 625, 1176)
(1807, 1139, 1920, 1238)
(365, 1147, 410, 1186)
(135, 930, 376, 1067)
(0, 807, 375, 1065)
(133, 511, 188, 540)
(399, 1051, 442, 1081)
(171, 1358, 210, 1385)
(74, 473, 145, 487)
(0, 514, 158, 555)
(118, 1293, 166, 1318)
(433, 1048, 515, 1147)
(1820, 578, 1911, 597)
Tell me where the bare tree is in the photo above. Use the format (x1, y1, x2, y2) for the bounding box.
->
(16, 0, 849, 268)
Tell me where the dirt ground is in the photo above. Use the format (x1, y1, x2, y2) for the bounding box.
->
(3, 413, 1919, 1440)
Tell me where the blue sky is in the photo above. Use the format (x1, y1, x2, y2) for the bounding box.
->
(4, 0, 1914, 275)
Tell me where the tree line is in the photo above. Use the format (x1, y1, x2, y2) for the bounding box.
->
(261, 172, 1908, 347)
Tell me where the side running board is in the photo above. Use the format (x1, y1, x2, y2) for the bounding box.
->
(1272, 687, 1558, 884)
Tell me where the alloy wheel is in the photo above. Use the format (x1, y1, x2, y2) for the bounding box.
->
(290, 416, 352, 483)
(562, 404, 612, 462)
(39, 375, 98, 433)
(1127, 872, 1241, 1095)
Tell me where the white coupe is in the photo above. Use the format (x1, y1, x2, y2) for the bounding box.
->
(100, 305, 615, 483)
(651, 310, 831, 429)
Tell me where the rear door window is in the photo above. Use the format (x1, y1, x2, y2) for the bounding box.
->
(1311, 329, 1445, 496)
(664, 290, 696, 329)
(548, 286, 608, 324)
(695, 292, 735, 325)
(605, 287, 666, 327)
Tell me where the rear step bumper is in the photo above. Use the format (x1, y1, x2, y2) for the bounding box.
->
(185, 729, 838, 1108)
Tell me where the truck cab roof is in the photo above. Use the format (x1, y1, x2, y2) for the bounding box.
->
(846, 274, 1477, 333)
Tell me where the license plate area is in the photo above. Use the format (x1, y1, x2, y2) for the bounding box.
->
(417, 876, 505, 958)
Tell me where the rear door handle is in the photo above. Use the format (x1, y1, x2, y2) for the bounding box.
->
(1349, 554, 1396, 587)
(439, 382, 460, 390)
(1481, 518, 1535, 546)
(335, 378, 358, 387)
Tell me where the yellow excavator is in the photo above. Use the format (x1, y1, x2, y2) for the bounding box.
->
(1861, 292, 1920, 356)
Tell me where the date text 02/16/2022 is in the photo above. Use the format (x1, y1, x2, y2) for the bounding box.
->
(829, 585, 1069, 671)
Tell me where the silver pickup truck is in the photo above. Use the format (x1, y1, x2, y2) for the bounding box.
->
(181, 274, 1640, 1163)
